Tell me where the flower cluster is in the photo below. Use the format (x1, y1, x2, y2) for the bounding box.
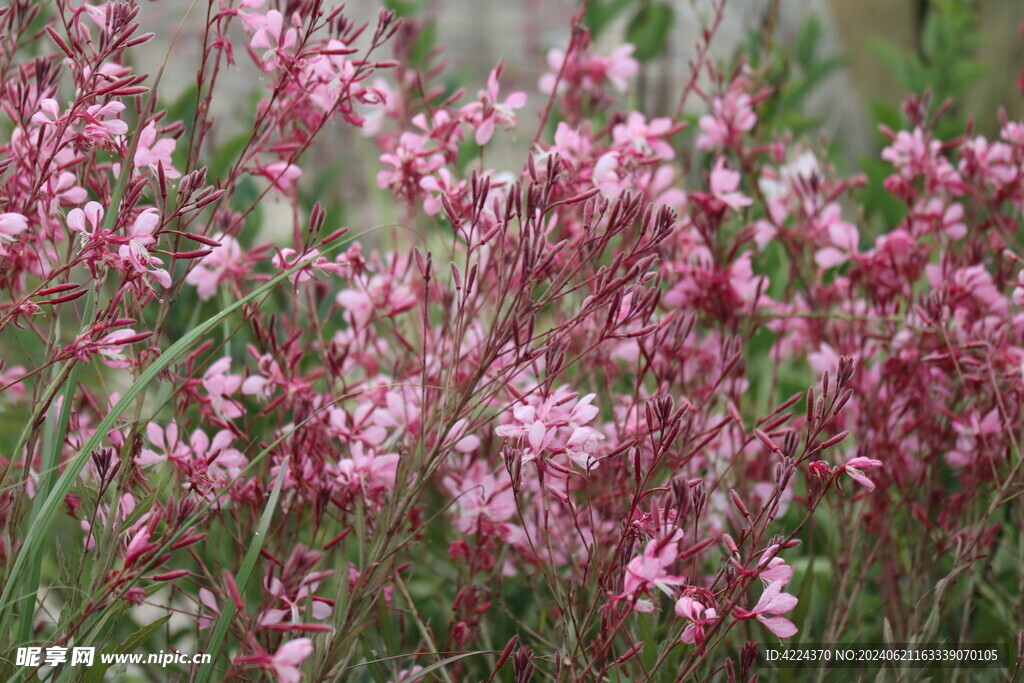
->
(0, 1, 1021, 682)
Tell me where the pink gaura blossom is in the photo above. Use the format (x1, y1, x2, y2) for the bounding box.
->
(612, 112, 676, 161)
(258, 573, 333, 626)
(377, 127, 447, 199)
(697, 78, 758, 151)
(95, 329, 144, 368)
(181, 429, 248, 493)
(81, 493, 145, 550)
(256, 160, 302, 192)
(67, 202, 105, 240)
(927, 263, 1009, 317)
(134, 121, 180, 178)
(419, 169, 465, 216)
(235, 638, 314, 683)
(335, 269, 416, 326)
(47, 171, 88, 206)
(0, 213, 28, 247)
(202, 357, 244, 420)
(909, 199, 967, 240)
(495, 389, 602, 466)
(197, 588, 220, 630)
(249, 9, 298, 70)
(539, 43, 638, 95)
(461, 64, 527, 146)
(758, 555, 794, 587)
(81, 101, 130, 142)
(947, 409, 1002, 467)
(708, 158, 752, 210)
(616, 532, 688, 612)
(734, 580, 799, 638)
(840, 456, 884, 490)
(0, 364, 27, 400)
(813, 204, 860, 269)
(327, 403, 388, 446)
(137, 421, 191, 466)
(565, 425, 604, 470)
(271, 639, 314, 683)
(675, 595, 719, 647)
(333, 442, 399, 504)
(185, 233, 244, 300)
(118, 209, 171, 288)
(443, 460, 516, 537)
(881, 126, 963, 195)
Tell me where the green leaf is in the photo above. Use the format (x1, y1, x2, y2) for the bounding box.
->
(401, 652, 490, 682)
(382, 0, 424, 17)
(80, 616, 171, 683)
(193, 456, 291, 683)
(626, 3, 675, 62)
(17, 334, 89, 645)
(208, 131, 252, 183)
(584, 0, 633, 38)
(795, 14, 822, 67)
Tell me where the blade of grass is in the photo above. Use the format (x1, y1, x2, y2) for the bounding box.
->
(193, 455, 290, 683)
(15, 356, 85, 645)
(401, 652, 489, 682)
(392, 575, 455, 683)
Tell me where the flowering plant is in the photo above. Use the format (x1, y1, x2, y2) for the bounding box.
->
(0, 0, 1022, 681)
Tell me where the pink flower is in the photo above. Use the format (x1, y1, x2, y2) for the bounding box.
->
(138, 421, 191, 466)
(565, 426, 604, 470)
(0, 213, 28, 245)
(81, 101, 129, 142)
(188, 429, 248, 485)
(462, 64, 527, 146)
(443, 460, 516, 536)
(697, 79, 757, 151)
(734, 580, 799, 638)
(840, 456, 883, 490)
(758, 556, 794, 587)
(95, 329, 142, 368)
(134, 121, 180, 178)
(599, 44, 639, 91)
(117, 209, 171, 288)
(813, 204, 860, 269)
(1012, 269, 1024, 307)
(709, 158, 752, 210)
(185, 233, 243, 300)
(419, 169, 464, 216)
(334, 442, 400, 503)
(241, 638, 314, 683)
(249, 10, 298, 70)
(0, 365, 27, 401)
(30, 98, 63, 127)
(495, 389, 607, 471)
(335, 270, 416, 326)
(197, 588, 220, 630)
(377, 128, 447, 198)
(881, 126, 962, 193)
(616, 532, 687, 612)
(612, 112, 676, 161)
(67, 202, 105, 239)
(258, 574, 333, 626)
(257, 160, 302, 192)
(947, 409, 1002, 467)
(202, 357, 244, 420)
(675, 595, 719, 647)
(539, 43, 638, 94)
